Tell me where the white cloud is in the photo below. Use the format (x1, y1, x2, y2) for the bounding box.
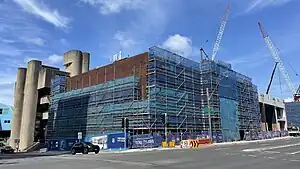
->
(114, 31, 138, 49)
(13, 0, 70, 29)
(245, 0, 295, 13)
(81, 0, 144, 15)
(25, 37, 45, 46)
(47, 54, 63, 64)
(162, 34, 193, 57)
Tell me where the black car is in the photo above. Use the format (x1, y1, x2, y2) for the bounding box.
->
(71, 142, 100, 155)
(0, 143, 14, 154)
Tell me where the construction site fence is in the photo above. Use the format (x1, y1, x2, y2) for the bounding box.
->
(244, 130, 289, 140)
(127, 130, 289, 149)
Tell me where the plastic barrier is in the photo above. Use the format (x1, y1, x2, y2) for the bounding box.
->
(188, 139, 203, 148)
(169, 141, 175, 148)
(162, 141, 168, 148)
(180, 140, 190, 149)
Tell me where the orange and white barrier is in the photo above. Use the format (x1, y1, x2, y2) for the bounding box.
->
(180, 138, 211, 149)
(180, 140, 190, 148)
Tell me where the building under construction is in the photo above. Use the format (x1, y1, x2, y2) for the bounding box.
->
(46, 46, 261, 142)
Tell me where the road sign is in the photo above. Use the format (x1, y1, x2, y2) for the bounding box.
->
(78, 132, 82, 140)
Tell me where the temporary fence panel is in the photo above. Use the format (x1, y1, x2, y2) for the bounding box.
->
(129, 133, 163, 149)
(106, 133, 127, 149)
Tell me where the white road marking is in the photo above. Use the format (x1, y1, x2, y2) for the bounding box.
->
(100, 159, 151, 166)
(263, 151, 280, 154)
(248, 155, 257, 157)
(267, 157, 275, 159)
(285, 150, 300, 155)
(243, 143, 300, 152)
(154, 159, 179, 165)
(290, 160, 300, 163)
(215, 147, 229, 151)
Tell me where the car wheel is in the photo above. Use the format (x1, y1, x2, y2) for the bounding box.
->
(83, 148, 88, 154)
(94, 149, 99, 154)
(71, 149, 76, 155)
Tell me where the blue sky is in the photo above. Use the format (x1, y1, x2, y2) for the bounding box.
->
(0, 0, 299, 105)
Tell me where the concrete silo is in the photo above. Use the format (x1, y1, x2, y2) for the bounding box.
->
(9, 68, 27, 149)
(64, 50, 83, 77)
(19, 60, 41, 151)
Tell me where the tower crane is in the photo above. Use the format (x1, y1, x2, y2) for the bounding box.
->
(211, 4, 230, 61)
(258, 21, 300, 102)
(266, 62, 278, 95)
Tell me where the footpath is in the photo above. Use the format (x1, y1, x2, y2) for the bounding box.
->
(98, 136, 294, 154)
(0, 136, 294, 160)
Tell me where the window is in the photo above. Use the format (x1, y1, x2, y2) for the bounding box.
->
(4, 120, 10, 123)
(0, 109, 2, 114)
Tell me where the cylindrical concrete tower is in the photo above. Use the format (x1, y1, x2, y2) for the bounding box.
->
(63, 50, 83, 77)
(9, 68, 27, 149)
(82, 52, 90, 73)
(19, 60, 41, 151)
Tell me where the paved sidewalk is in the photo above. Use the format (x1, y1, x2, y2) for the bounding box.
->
(98, 136, 294, 154)
(0, 151, 69, 160)
(214, 136, 293, 146)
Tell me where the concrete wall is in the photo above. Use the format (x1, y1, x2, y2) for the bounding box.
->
(259, 93, 287, 131)
(19, 60, 41, 150)
(259, 94, 285, 108)
(9, 68, 27, 149)
(38, 66, 69, 89)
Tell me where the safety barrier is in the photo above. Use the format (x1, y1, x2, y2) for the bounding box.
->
(162, 141, 175, 148)
(180, 138, 211, 149)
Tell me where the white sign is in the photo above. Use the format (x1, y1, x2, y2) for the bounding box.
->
(78, 132, 82, 140)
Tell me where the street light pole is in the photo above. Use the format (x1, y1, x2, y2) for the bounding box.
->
(206, 88, 212, 143)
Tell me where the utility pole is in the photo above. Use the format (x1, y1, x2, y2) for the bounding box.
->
(206, 88, 212, 143)
(122, 118, 129, 149)
(164, 113, 168, 143)
(124, 119, 127, 149)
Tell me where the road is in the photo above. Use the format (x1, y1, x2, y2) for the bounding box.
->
(1, 137, 300, 169)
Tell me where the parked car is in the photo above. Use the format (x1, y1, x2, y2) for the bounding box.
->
(71, 142, 100, 155)
(0, 143, 14, 154)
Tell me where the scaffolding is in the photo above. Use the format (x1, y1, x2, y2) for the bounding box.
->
(47, 46, 261, 142)
(47, 75, 147, 139)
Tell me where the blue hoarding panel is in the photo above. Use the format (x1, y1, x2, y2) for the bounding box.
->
(107, 133, 126, 149)
(129, 134, 163, 149)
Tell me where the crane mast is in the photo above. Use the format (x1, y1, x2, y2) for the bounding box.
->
(211, 4, 230, 61)
(258, 22, 297, 98)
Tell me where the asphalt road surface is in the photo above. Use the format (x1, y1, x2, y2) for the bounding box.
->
(1, 137, 300, 169)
